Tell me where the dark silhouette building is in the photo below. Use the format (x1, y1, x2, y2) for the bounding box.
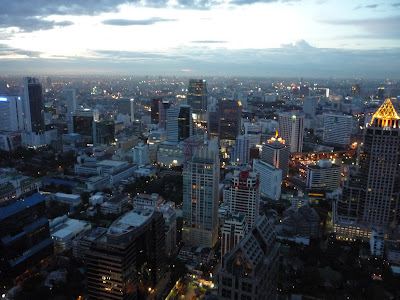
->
(187, 79, 207, 116)
(23, 77, 45, 133)
(218, 99, 241, 143)
(93, 120, 115, 146)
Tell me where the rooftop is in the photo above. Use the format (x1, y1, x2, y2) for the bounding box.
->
(97, 160, 127, 167)
(107, 208, 154, 236)
(0, 193, 44, 221)
(51, 218, 90, 239)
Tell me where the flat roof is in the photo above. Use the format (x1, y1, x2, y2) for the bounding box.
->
(108, 209, 153, 236)
(97, 160, 127, 167)
(0, 193, 44, 221)
(51, 218, 89, 239)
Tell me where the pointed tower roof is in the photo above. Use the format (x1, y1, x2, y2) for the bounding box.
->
(370, 98, 400, 128)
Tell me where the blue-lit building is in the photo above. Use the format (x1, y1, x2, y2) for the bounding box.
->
(0, 193, 53, 286)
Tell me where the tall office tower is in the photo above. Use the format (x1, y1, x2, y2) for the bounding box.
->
(323, 113, 352, 147)
(278, 112, 304, 153)
(378, 87, 385, 100)
(183, 135, 204, 162)
(334, 99, 400, 240)
(166, 105, 192, 143)
(351, 84, 361, 97)
(230, 135, 250, 165)
(253, 159, 282, 200)
(187, 79, 207, 117)
(151, 98, 162, 124)
(0, 194, 53, 288)
(85, 209, 165, 300)
(221, 212, 248, 261)
(0, 95, 24, 131)
(93, 120, 115, 146)
(224, 170, 260, 228)
(158, 100, 171, 129)
(306, 159, 342, 191)
(217, 216, 279, 300)
(303, 96, 317, 116)
(207, 105, 219, 138)
(261, 130, 290, 178)
(73, 109, 99, 144)
(23, 77, 45, 133)
(243, 121, 261, 146)
(182, 141, 219, 248)
(219, 99, 241, 143)
(65, 89, 77, 133)
(117, 98, 135, 122)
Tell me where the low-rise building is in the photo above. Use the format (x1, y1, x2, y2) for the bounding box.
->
(100, 194, 129, 215)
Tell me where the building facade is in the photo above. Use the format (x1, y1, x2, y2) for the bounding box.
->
(253, 159, 282, 200)
(323, 113, 352, 147)
(261, 131, 290, 178)
(278, 112, 304, 153)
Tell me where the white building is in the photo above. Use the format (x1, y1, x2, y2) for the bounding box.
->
(53, 193, 81, 208)
(224, 170, 260, 228)
(133, 142, 150, 166)
(278, 112, 304, 153)
(156, 201, 177, 255)
(100, 194, 129, 215)
(243, 121, 261, 146)
(323, 113, 352, 147)
(230, 135, 250, 165)
(306, 159, 342, 191)
(50, 216, 91, 253)
(22, 129, 58, 148)
(133, 193, 163, 208)
(0, 95, 24, 131)
(253, 159, 282, 200)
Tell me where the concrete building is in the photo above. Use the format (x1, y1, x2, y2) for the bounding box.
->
(253, 159, 282, 200)
(217, 216, 279, 300)
(221, 212, 248, 261)
(0, 173, 40, 203)
(219, 99, 241, 143)
(133, 142, 150, 166)
(230, 135, 250, 165)
(100, 194, 130, 215)
(166, 105, 193, 143)
(323, 113, 352, 147)
(282, 203, 320, 238)
(306, 159, 342, 191)
(157, 141, 184, 167)
(156, 201, 177, 255)
(224, 170, 260, 228)
(261, 130, 290, 178)
(133, 193, 163, 209)
(278, 112, 304, 153)
(182, 141, 219, 248)
(303, 96, 318, 116)
(243, 121, 261, 146)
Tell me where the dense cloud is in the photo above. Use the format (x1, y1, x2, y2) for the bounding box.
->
(102, 18, 176, 26)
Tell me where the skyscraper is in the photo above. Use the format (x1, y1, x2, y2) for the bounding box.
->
(65, 89, 77, 133)
(334, 98, 400, 240)
(323, 113, 352, 147)
(0, 95, 24, 131)
(253, 159, 282, 200)
(278, 112, 304, 153)
(187, 79, 207, 117)
(166, 105, 192, 143)
(158, 100, 171, 129)
(217, 216, 279, 300)
(92, 120, 115, 146)
(219, 99, 241, 143)
(261, 130, 290, 178)
(151, 98, 162, 124)
(182, 141, 219, 248)
(23, 77, 45, 133)
(230, 135, 250, 165)
(221, 212, 248, 261)
(224, 169, 260, 228)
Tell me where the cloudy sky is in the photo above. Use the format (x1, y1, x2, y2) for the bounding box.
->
(0, 0, 399, 78)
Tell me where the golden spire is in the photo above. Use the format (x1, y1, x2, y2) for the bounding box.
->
(275, 128, 279, 138)
(370, 98, 400, 127)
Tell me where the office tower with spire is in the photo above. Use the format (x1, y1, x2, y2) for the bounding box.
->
(217, 216, 279, 300)
(224, 169, 260, 228)
(261, 130, 290, 178)
(278, 112, 304, 153)
(187, 79, 207, 117)
(334, 98, 400, 240)
(182, 141, 219, 248)
(23, 77, 45, 133)
(166, 105, 192, 143)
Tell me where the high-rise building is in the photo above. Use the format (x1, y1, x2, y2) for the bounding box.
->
(230, 135, 250, 165)
(303, 96, 317, 116)
(183, 135, 204, 162)
(253, 159, 282, 200)
(378, 87, 385, 100)
(151, 98, 162, 124)
(73, 109, 99, 144)
(182, 141, 219, 248)
(334, 99, 400, 240)
(221, 212, 248, 261)
(93, 120, 115, 146)
(0, 95, 24, 131)
(133, 142, 150, 166)
(299, 85, 310, 98)
(217, 216, 279, 300)
(117, 98, 135, 122)
(0, 194, 53, 288)
(224, 170, 260, 228)
(323, 113, 352, 147)
(166, 105, 192, 143)
(187, 79, 207, 117)
(65, 89, 77, 133)
(278, 112, 304, 153)
(261, 130, 290, 178)
(306, 159, 342, 191)
(84, 208, 165, 300)
(158, 100, 171, 129)
(23, 77, 45, 133)
(219, 99, 241, 143)
(243, 121, 261, 146)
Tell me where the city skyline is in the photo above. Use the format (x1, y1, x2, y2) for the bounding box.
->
(0, 0, 399, 78)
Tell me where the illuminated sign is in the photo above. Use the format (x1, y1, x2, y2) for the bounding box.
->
(0, 97, 8, 102)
